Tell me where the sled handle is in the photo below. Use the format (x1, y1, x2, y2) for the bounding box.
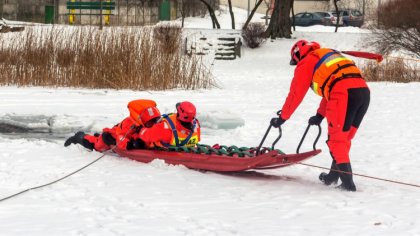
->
(256, 124, 272, 156)
(256, 124, 282, 156)
(296, 124, 322, 154)
(271, 126, 282, 150)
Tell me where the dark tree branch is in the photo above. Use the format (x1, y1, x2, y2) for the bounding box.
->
(334, 0, 340, 33)
(198, 0, 220, 29)
(242, 0, 264, 30)
(227, 0, 235, 29)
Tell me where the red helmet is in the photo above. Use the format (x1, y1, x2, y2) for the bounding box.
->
(290, 40, 321, 65)
(139, 106, 161, 128)
(176, 101, 196, 123)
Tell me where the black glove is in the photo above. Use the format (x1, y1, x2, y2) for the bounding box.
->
(126, 138, 146, 150)
(64, 131, 94, 151)
(270, 117, 286, 128)
(102, 132, 117, 146)
(308, 113, 324, 126)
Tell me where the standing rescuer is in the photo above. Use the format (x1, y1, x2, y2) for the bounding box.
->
(271, 40, 370, 191)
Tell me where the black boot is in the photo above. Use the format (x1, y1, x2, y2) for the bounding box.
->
(319, 160, 340, 185)
(336, 163, 357, 192)
(64, 131, 94, 151)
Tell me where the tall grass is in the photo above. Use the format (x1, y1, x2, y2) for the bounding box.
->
(0, 25, 215, 90)
(362, 58, 419, 83)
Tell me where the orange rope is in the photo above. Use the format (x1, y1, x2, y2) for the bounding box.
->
(297, 162, 420, 188)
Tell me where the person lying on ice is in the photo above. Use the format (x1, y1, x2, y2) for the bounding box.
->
(136, 101, 201, 149)
(64, 99, 161, 152)
(270, 40, 370, 192)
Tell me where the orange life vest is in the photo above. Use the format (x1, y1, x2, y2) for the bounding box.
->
(160, 113, 200, 148)
(311, 48, 363, 99)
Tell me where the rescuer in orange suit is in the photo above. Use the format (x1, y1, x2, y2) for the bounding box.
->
(270, 40, 370, 191)
(138, 101, 201, 148)
(64, 99, 161, 152)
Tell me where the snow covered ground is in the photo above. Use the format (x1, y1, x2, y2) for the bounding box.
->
(1, 7, 419, 236)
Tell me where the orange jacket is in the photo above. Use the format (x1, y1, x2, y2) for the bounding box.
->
(139, 113, 201, 148)
(281, 48, 362, 120)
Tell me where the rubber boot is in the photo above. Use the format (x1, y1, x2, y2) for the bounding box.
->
(64, 131, 94, 151)
(319, 160, 340, 185)
(336, 163, 357, 192)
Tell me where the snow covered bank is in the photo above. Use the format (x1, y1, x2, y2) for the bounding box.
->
(1, 6, 419, 236)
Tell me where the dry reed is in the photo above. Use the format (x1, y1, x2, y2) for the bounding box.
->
(0, 25, 215, 90)
(362, 58, 420, 83)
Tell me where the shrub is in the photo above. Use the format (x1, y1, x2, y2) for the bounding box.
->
(362, 58, 419, 82)
(0, 26, 215, 90)
(241, 22, 267, 49)
(371, 0, 420, 57)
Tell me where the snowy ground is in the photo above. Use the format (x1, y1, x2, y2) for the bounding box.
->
(1, 7, 420, 236)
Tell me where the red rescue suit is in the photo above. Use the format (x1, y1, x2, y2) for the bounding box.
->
(281, 49, 370, 164)
(139, 113, 201, 148)
(84, 117, 140, 152)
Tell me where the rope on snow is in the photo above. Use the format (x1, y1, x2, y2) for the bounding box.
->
(0, 153, 107, 203)
(297, 162, 420, 188)
(0, 127, 136, 203)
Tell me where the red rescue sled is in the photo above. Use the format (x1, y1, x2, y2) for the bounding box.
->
(114, 124, 322, 172)
(114, 148, 321, 172)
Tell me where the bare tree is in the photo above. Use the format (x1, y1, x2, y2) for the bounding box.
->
(227, 0, 235, 29)
(198, 0, 220, 29)
(372, 0, 420, 57)
(265, 0, 293, 39)
(179, 0, 186, 27)
(0, 0, 3, 19)
(242, 0, 264, 30)
(333, 0, 340, 32)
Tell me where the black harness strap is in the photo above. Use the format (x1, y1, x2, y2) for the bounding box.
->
(320, 63, 357, 98)
(328, 73, 363, 95)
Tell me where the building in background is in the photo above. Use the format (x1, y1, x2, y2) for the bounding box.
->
(0, 0, 222, 26)
(0, 0, 174, 25)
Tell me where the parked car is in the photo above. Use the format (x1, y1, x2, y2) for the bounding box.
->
(331, 11, 345, 26)
(315, 11, 344, 26)
(291, 12, 326, 26)
(340, 9, 364, 27)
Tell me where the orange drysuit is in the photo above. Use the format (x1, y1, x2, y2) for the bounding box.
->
(84, 99, 160, 152)
(84, 117, 142, 152)
(281, 49, 370, 164)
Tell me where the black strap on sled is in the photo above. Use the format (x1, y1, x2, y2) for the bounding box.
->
(296, 124, 322, 154)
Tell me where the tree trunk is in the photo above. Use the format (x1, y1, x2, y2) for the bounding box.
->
(265, 0, 293, 39)
(180, 0, 185, 27)
(1, 0, 4, 19)
(227, 0, 235, 29)
(198, 0, 220, 29)
(242, 0, 264, 30)
(334, 0, 339, 32)
(291, 0, 295, 31)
